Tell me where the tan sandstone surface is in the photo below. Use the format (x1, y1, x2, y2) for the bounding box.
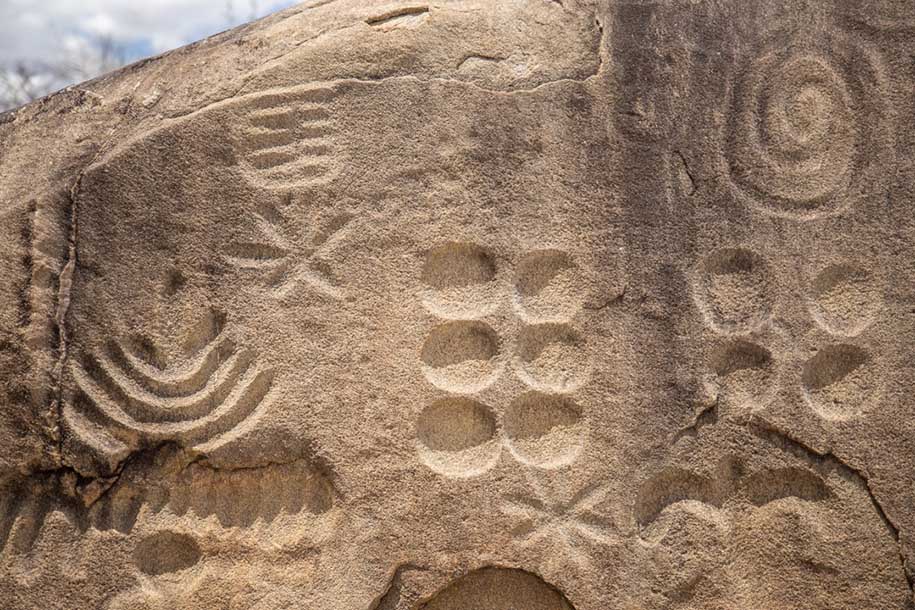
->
(1, 0, 915, 608)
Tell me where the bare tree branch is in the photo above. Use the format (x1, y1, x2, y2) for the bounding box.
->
(0, 34, 128, 112)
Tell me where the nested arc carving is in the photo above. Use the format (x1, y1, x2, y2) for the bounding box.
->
(723, 28, 890, 219)
(237, 83, 342, 190)
(844, 1, 915, 32)
(67, 310, 274, 451)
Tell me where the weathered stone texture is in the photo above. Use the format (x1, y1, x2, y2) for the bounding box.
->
(1, 0, 915, 608)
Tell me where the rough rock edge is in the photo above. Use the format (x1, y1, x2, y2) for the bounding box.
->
(750, 418, 915, 606)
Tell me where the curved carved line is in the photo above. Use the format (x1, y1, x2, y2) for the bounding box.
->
(634, 468, 725, 529)
(113, 334, 238, 396)
(741, 467, 832, 507)
(90, 349, 251, 423)
(71, 358, 273, 445)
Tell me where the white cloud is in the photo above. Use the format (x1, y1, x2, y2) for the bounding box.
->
(0, 0, 298, 65)
(81, 12, 119, 37)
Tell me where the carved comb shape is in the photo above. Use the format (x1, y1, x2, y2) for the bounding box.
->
(237, 84, 342, 190)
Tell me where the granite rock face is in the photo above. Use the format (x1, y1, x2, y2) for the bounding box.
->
(1, 0, 915, 608)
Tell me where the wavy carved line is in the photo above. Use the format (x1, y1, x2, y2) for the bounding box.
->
(0, 453, 335, 554)
(635, 465, 833, 531)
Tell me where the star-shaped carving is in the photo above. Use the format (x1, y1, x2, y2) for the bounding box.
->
(501, 476, 615, 569)
(226, 204, 352, 300)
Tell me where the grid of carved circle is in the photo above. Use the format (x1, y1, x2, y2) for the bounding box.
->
(507, 250, 589, 468)
(416, 244, 588, 476)
(692, 250, 881, 419)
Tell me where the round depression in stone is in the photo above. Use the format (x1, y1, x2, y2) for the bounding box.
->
(416, 398, 500, 477)
(421, 242, 500, 318)
(503, 391, 584, 468)
(513, 249, 584, 322)
(421, 321, 503, 393)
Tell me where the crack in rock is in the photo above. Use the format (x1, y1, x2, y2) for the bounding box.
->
(750, 419, 915, 601)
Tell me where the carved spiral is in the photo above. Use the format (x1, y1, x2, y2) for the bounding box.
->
(725, 31, 888, 218)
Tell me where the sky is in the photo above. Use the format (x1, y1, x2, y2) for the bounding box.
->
(0, 0, 298, 72)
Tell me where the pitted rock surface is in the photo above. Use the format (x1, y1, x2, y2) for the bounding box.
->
(1, 1, 915, 608)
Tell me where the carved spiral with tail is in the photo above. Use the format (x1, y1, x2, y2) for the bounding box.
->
(724, 29, 890, 219)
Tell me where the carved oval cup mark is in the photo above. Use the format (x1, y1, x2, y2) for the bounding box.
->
(696, 248, 773, 333)
(514, 323, 589, 393)
(420, 567, 576, 610)
(503, 392, 584, 468)
(513, 250, 584, 323)
(810, 264, 880, 336)
(709, 340, 775, 411)
(421, 242, 499, 318)
(802, 344, 874, 420)
(133, 531, 201, 576)
(724, 30, 889, 218)
(421, 321, 503, 393)
(416, 398, 500, 477)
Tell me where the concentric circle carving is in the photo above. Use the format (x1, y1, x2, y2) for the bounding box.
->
(724, 30, 889, 218)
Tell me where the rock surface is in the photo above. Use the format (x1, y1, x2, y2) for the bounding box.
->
(1, 0, 915, 608)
